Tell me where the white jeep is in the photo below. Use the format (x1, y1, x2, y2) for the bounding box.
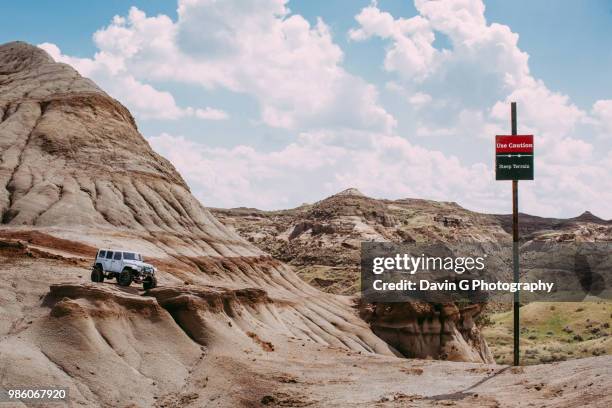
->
(91, 249, 158, 290)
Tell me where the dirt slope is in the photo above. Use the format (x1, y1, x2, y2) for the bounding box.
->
(0, 42, 610, 407)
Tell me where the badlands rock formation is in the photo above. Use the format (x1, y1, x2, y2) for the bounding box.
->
(214, 189, 511, 363)
(0, 42, 610, 407)
(212, 188, 512, 295)
(0, 41, 388, 406)
(212, 188, 612, 364)
(213, 188, 611, 295)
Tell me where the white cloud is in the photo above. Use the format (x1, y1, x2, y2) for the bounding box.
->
(149, 130, 612, 218)
(349, 5, 444, 81)
(33, 1, 612, 219)
(591, 100, 612, 138)
(192, 107, 229, 120)
(39, 42, 228, 121)
(408, 92, 432, 107)
(489, 79, 584, 138)
(346, 0, 612, 218)
(148, 130, 505, 211)
(46, 2, 395, 133)
(351, 0, 584, 139)
(415, 124, 454, 138)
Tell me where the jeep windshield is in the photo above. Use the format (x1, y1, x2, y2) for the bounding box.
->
(122, 252, 142, 261)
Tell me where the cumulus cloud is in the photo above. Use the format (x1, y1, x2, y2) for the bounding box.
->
(192, 107, 229, 120)
(148, 130, 505, 210)
(46, 2, 395, 133)
(40, 42, 228, 121)
(149, 130, 612, 218)
(349, 5, 444, 81)
(350, 1, 589, 136)
(591, 100, 612, 138)
(35, 0, 612, 218)
(408, 92, 433, 107)
(347, 0, 612, 217)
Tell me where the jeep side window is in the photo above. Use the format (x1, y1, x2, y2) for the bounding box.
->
(113, 252, 122, 260)
(105, 251, 113, 259)
(123, 252, 136, 260)
(99, 250, 106, 258)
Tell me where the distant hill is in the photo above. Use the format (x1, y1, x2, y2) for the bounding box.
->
(213, 189, 610, 295)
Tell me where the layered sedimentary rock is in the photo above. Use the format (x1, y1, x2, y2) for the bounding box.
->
(213, 187, 612, 363)
(212, 188, 511, 295)
(214, 189, 509, 362)
(360, 302, 492, 363)
(0, 42, 398, 406)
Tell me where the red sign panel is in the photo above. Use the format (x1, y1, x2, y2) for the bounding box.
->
(495, 135, 534, 153)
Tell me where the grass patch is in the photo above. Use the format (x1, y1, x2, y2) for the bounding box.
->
(483, 301, 612, 365)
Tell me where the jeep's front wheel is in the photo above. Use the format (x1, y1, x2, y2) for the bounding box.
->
(91, 265, 104, 283)
(117, 269, 133, 287)
(143, 276, 157, 290)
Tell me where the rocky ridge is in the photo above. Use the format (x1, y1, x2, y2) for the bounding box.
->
(212, 189, 512, 294)
(212, 190, 611, 294)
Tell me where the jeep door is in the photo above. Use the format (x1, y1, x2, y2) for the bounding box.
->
(110, 251, 123, 272)
(104, 251, 114, 271)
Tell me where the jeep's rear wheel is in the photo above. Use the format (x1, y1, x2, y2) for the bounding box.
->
(143, 276, 157, 290)
(117, 269, 133, 287)
(91, 265, 104, 283)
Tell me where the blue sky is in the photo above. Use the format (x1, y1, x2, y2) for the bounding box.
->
(2, 1, 611, 217)
(3, 1, 611, 107)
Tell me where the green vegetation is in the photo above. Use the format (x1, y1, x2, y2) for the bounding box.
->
(483, 301, 612, 365)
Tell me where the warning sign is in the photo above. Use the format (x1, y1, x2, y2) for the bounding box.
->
(495, 135, 534, 180)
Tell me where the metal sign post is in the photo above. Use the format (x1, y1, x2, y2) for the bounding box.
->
(511, 103, 520, 367)
(495, 102, 534, 366)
